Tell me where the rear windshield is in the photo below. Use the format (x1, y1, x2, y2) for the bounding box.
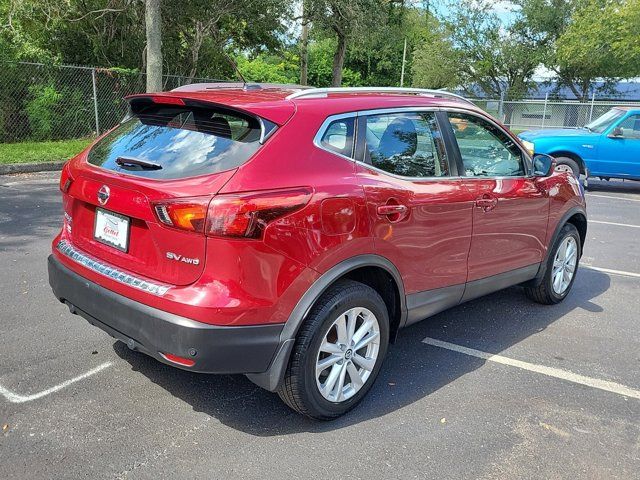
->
(87, 104, 262, 179)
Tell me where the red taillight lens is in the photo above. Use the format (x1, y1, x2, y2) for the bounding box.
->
(206, 188, 312, 239)
(148, 95, 185, 106)
(153, 197, 210, 233)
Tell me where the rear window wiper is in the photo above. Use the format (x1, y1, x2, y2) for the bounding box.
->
(116, 156, 163, 170)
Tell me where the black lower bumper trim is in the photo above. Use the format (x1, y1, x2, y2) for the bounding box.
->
(48, 255, 284, 374)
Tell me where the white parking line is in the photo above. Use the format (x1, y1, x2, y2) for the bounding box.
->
(0, 362, 112, 404)
(582, 265, 640, 278)
(586, 193, 640, 203)
(422, 337, 640, 400)
(589, 220, 640, 229)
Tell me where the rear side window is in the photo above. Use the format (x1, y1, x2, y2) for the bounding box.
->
(87, 104, 262, 179)
(364, 111, 449, 178)
(319, 117, 355, 158)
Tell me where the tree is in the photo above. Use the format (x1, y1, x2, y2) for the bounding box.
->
(348, 4, 425, 87)
(145, 0, 162, 92)
(513, 0, 636, 101)
(411, 16, 459, 89)
(556, 0, 640, 92)
(306, 0, 382, 86)
(445, 1, 543, 99)
(300, 0, 310, 85)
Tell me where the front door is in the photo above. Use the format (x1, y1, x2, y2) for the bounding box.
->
(598, 113, 640, 179)
(356, 109, 476, 324)
(445, 111, 550, 283)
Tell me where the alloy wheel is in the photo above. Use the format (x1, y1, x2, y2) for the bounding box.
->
(315, 307, 380, 403)
(552, 236, 578, 294)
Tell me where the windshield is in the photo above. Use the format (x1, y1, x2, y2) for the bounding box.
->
(88, 104, 262, 179)
(584, 108, 625, 133)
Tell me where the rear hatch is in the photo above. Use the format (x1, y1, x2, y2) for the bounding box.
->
(63, 97, 268, 285)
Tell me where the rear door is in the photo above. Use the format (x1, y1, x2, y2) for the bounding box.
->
(444, 110, 549, 282)
(356, 109, 476, 324)
(64, 99, 264, 285)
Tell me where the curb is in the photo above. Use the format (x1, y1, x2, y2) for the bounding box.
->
(0, 161, 65, 176)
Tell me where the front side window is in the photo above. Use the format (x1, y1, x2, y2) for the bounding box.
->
(448, 112, 525, 177)
(616, 115, 640, 139)
(319, 117, 355, 157)
(364, 111, 449, 178)
(88, 104, 262, 180)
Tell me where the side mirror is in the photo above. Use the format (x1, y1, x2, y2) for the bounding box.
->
(533, 154, 554, 177)
(608, 127, 623, 138)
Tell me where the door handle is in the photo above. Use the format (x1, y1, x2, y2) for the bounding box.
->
(377, 204, 408, 216)
(475, 195, 498, 211)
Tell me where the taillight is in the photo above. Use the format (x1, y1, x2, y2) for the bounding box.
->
(206, 188, 312, 239)
(153, 197, 209, 233)
(60, 163, 74, 193)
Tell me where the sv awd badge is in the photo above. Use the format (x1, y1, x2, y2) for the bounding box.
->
(166, 252, 200, 266)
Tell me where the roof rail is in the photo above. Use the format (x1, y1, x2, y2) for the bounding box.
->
(285, 87, 474, 105)
(172, 82, 312, 93)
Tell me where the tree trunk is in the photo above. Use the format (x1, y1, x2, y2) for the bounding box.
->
(300, 21, 309, 85)
(331, 33, 347, 87)
(300, 1, 309, 85)
(145, 0, 162, 92)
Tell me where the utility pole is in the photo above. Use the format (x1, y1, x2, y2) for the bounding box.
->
(400, 37, 407, 87)
(145, 0, 162, 92)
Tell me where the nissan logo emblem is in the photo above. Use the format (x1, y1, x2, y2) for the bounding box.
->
(97, 185, 110, 205)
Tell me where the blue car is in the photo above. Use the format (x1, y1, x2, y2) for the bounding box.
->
(519, 107, 640, 183)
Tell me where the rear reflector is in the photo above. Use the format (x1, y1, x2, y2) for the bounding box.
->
(206, 188, 312, 239)
(159, 352, 196, 367)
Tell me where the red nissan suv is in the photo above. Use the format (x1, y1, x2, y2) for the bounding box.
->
(48, 85, 587, 419)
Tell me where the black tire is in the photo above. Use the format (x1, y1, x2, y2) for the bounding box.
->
(554, 156, 581, 178)
(525, 223, 581, 305)
(278, 279, 390, 420)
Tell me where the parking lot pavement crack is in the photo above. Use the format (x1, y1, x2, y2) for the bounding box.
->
(0, 362, 113, 403)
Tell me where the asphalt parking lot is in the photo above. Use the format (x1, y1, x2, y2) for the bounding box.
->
(1, 172, 639, 479)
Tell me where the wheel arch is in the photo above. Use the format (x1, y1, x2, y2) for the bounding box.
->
(246, 254, 407, 391)
(527, 206, 587, 288)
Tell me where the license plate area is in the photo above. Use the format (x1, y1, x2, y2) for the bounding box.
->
(94, 208, 130, 252)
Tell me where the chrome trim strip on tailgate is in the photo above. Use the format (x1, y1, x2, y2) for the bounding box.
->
(56, 240, 170, 296)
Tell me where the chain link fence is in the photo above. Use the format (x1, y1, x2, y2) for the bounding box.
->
(471, 96, 640, 132)
(2, 62, 640, 144)
(0, 62, 219, 143)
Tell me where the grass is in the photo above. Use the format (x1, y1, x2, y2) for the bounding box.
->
(0, 138, 93, 165)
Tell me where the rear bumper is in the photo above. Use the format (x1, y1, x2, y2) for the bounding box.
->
(48, 255, 284, 374)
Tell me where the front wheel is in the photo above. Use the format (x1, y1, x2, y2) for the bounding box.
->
(278, 280, 389, 420)
(525, 223, 581, 304)
(554, 156, 581, 178)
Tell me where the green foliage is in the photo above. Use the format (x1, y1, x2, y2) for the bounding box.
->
(557, 0, 640, 80)
(237, 52, 299, 84)
(515, 0, 639, 100)
(411, 18, 460, 89)
(25, 84, 62, 140)
(25, 84, 92, 141)
(0, 138, 92, 164)
(307, 38, 362, 87)
(442, 0, 543, 99)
